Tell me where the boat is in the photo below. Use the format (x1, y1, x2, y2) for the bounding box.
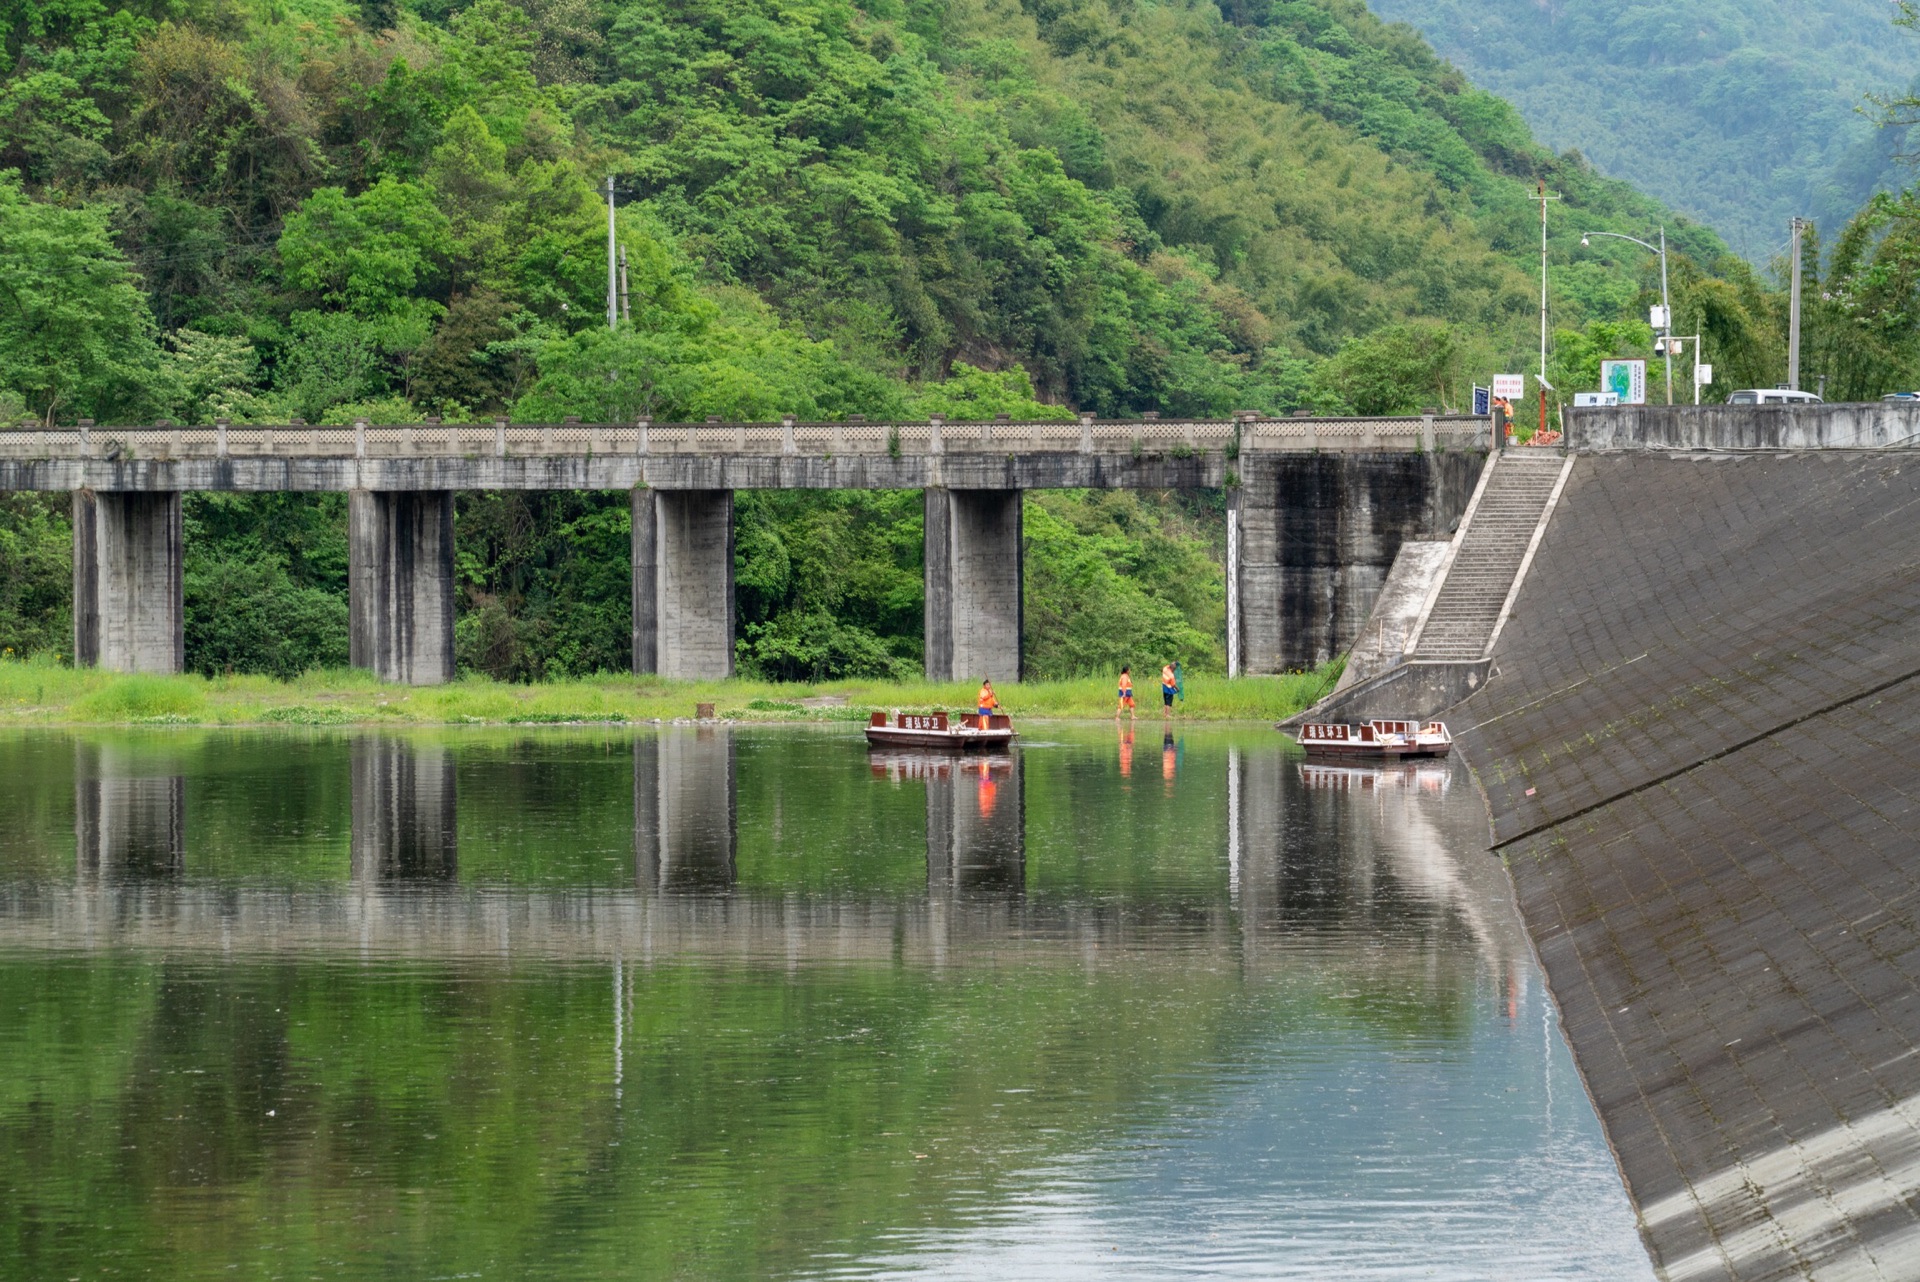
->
(1293, 719, 1452, 760)
(865, 710, 1016, 751)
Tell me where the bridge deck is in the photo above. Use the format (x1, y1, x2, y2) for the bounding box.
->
(0, 416, 1490, 491)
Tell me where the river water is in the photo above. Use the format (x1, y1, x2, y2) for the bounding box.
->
(0, 726, 1651, 1281)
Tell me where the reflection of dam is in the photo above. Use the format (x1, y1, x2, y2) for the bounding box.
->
(74, 742, 184, 880)
(351, 738, 457, 881)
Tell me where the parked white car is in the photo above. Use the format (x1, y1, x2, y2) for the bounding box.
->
(1725, 389, 1822, 404)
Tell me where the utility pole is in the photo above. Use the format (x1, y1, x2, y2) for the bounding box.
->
(1658, 227, 1672, 406)
(1788, 217, 1807, 391)
(1535, 180, 1561, 440)
(606, 176, 619, 330)
(619, 246, 631, 322)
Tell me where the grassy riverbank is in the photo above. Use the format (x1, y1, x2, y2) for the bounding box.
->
(0, 658, 1341, 728)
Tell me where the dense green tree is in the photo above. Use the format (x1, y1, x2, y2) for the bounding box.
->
(0, 169, 160, 424)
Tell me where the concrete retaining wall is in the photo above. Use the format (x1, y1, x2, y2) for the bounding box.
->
(1568, 402, 1920, 451)
(1236, 451, 1483, 671)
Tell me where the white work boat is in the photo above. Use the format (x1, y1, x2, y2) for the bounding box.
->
(1294, 719, 1452, 760)
(865, 710, 1016, 751)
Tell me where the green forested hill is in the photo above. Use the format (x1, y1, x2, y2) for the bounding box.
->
(1363, 0, 1919, 258)
(0, 0, 1782, 681)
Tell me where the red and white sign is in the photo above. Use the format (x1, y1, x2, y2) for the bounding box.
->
(1491, 374, 1526, 399)
(900, 713, 947, 731)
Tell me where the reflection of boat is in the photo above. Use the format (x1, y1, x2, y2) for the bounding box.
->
(865, 710, 1016, 751)
(1298, 760, 1451, 793)
(1294, 720, 1452, 760)
(868, 748, 1015, 782)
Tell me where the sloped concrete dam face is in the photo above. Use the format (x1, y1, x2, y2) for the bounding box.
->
(1451, 454, 1920, 1281)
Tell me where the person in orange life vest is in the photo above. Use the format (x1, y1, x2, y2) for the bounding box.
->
(1116, 666, 1135, 720)
(1160, 662, 1178, 719)
(976, 679, 999, 719)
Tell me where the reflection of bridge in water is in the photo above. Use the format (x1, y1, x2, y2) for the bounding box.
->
(41, 732, 1525, 981)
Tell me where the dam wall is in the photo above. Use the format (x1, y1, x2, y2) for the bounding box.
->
(1451, 452, 1920, 1280)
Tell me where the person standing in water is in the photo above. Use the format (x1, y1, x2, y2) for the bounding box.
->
(1160, 662, 1178, 720)
(1116, 666, 1135, 720)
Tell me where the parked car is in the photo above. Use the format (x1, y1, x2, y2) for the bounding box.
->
(1882, 392, 1920, 402)
(1725, 389, 1823, 404)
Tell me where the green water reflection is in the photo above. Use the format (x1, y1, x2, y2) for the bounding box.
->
(0, 727, 1651, 1280)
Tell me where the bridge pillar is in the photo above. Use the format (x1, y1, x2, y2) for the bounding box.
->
(72, 490, 184, 674)
(633, 727, 737, 891)
(350, 736, 457, 880)
(349, 490, 455, 685)
(631, 488, 735, 678)
(923, 488, 1022, 682)
(75, 741, 185, 880)
(926, 755, 1024, 893)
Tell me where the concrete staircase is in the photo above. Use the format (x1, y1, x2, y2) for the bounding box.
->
(1408, 453, 1568, 662)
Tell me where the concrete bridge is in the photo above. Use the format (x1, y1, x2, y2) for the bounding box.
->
(0, 415, 1490, 682)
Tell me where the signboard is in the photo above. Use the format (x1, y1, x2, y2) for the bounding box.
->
(1472, 385, 1490, 416)
(1573, 392, 1620, 407)
(1600, 360, 1647, 405)
(899, 713, 947, 731)
(1491, 374, 1526, 399)
(1695, 364, 1714, 386)
(1649, 305, 1670, 328)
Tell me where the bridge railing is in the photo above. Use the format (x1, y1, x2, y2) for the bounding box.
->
(0, 415, 1490, 460)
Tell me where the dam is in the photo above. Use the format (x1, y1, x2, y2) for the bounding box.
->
(1305, 400, 1920, 1281)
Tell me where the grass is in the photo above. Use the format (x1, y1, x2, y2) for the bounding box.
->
(0, 655, 1345, 727)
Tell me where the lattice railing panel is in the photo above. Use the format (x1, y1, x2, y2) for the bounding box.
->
(0, 416, 1492, 459)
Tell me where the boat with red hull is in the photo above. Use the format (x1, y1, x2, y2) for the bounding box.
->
(865, 710, 1016, 751)
(1293, 719, 1452, 760)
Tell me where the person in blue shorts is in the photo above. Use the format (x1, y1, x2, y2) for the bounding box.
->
(1160, 662, 1177, 719)
(976, 679, 999, 719)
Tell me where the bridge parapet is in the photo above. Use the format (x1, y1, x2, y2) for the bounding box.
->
(0, 414, 1491, 463)
(1566, 402, 1920, 451)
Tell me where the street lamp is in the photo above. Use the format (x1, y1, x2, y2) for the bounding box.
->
(1580, 229, 1673, 406)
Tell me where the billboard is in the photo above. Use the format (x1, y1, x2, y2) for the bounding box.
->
(1491, 373, 1526, 399)
(1600, 360, 1646, 405)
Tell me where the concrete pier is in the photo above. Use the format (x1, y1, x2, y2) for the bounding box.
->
(633, 728, 737, 892)
(71, 490, 184, 673)
(74, 743, 185, 880)
(350, 737, 457, 881)
(348, 490, 455, 685)
(924, 488, 1023, 682)
(631, 489, 736, 679)
(1234, 453, 1480, 671)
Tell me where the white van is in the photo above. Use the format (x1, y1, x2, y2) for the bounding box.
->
(1725, 389, 1822, 404)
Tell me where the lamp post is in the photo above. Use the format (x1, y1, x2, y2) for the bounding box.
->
(1661, 333, 1706, 405)
(1580, 228, 1672, 405)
